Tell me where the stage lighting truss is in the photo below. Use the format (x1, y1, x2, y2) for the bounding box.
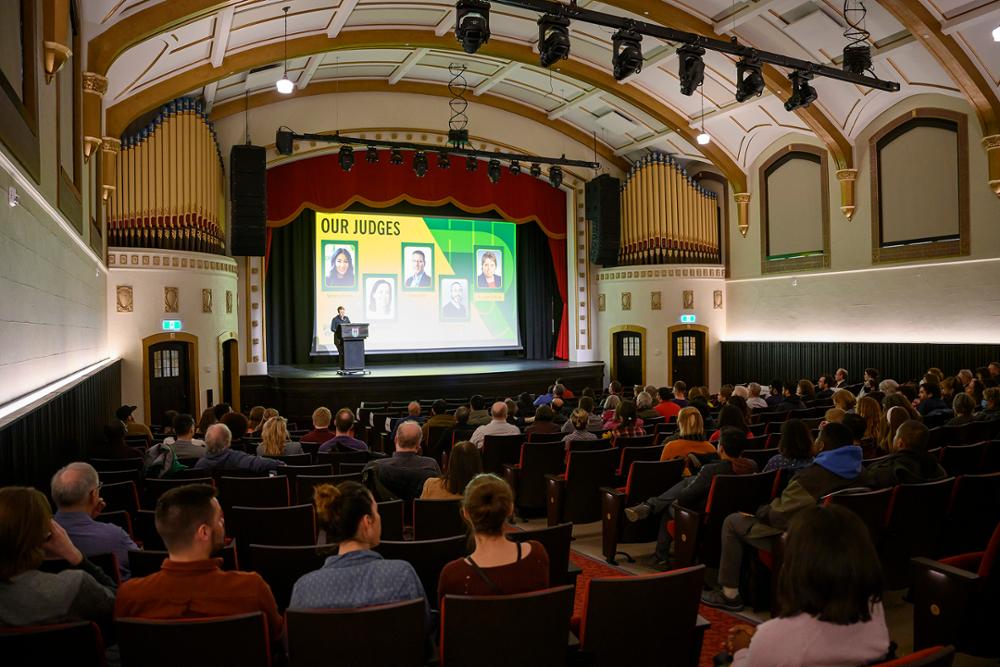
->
(612, 29, 643, 81)
(455, 0, 491, 54)
(735, 56, 765, 103)
(677, 44, 705, 96)
(488, 158, 502, 183)
(784, 71, 818, 111)
(413, 151, 429, 177)
(538, 14, 571, 68)
(338, 146, 354, 172)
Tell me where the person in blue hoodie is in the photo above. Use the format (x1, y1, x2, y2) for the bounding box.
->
(702, 422, 864, 612)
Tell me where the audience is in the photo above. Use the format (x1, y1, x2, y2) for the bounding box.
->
(672, 381, 690, 408)
(101, 420, 139, 460)
(115, 484, 283, 640)
(194, 423, 283, 473)
(796, 379, 816, 403)
(364, 421, 440, 501)
(525, 405, 560, 435)
(467, 395, 491, 426)
(976, 386, 1000, 420)
(947, 392, 977, 425)
(601, 394, 622, 424)
(421, 399, 456, 446)
(561, 396, 604, 433)
(562, 408, 599, 446)
(220, 412, 250, 449)
(162, 413, 207, 459)
(746, 383, 768, 410)
(247, 405, 266, 433)
(602, 380, 622, 409)
(654, 386, 681, 421)
(319, 408, 369, 452)
(832, 389, 856, 413)
(300, 407, 335, 444)
(710, 404, 751, 443)
(834, 368, 849, 388)
(878, 379, 899, 396)
(859, 368, 880, 396)
(635, 391, 659, 420)
(117, 404, 153, 447)
(436, 406, 476, 454)
(765, 380, 783, 408)
(855, 397, 882, 456)
(470, 402, 520, 448)
(815, 375, 835, 400)
(863, 420, 946, 488)
(916, 382, 948, 416)
(195, 407, 217, 438)
(764, 419, 815, 473)
(505, 398, 525, 430)
(966, 378, 986, 407)
(421, 441, 482, 500)
(603, 400, 645, 439)
(774, 382, 806, 412)
(257, 416, 305, 457)
(658, 407, 716, 474)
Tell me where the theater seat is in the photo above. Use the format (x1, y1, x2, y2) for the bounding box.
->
(944, 472, 1000, 554)
(0, 621, 105, 667)
(880, 478, 954, 589)
(503, 441, 565, 515)
(600, 459, 684, 564)
(546, 448, 618, 526)
(247, 544, 333, 612)
(868, 646, 955, 667)
(116, 612, 271, 667)
(507, 522, 576, 586)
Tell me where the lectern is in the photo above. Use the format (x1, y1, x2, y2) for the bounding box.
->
(337, 323, 369, 373)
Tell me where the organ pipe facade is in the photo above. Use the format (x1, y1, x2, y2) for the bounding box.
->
(619, 153, 720, 265)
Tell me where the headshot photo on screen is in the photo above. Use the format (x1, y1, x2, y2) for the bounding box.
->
(365, 276, 396, 320)
(403, 246, 433, 289)
(476, 249, 502, 289)
(440, 278, 468, 320)
(325, 244, 357, 289)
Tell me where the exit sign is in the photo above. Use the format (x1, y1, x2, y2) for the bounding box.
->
(162, 320, 183, 331)
(679, 314, 697, 324)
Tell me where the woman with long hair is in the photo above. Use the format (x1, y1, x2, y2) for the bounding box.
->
(194, 408, 217, 438)
(855, 396, 882, 456)
(831, 389, 856, 413)
(421, 441, 483, 500)
(368, 279, 393, 316)
(326, 247, 355, 287)
(660, 407, 717, 474)
(710, 404, 751, 443)
(764, 419, 815, 473)
(247, 406, 266, 433)
(602, 399, 645, 438)
(257, 416, 304, 457)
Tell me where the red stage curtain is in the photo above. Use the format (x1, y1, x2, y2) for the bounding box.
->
(265, 150, 570, 358)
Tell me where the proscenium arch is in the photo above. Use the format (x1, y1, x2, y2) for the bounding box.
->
(102, 29, 748, 191)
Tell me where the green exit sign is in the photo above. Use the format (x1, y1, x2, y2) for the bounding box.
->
(679, 314, 696, 324)
(162, 320, 183, 331)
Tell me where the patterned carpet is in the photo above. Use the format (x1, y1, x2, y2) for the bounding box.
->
(569, 550, 752, 667)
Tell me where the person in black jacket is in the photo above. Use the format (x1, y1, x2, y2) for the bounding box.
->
(625, 428, 758, 569)
(774, 382, 807, 412)
(862, 420, 946, 488)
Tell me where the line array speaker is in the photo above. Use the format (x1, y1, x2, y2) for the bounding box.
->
(230, 144, 267, 257)
(586, 174, 621, 267)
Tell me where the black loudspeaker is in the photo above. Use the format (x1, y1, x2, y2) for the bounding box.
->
(230, 144, 267, 257)
(586, 174, 621, 267)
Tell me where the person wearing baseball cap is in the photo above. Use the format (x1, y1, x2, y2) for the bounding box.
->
(116, 404, 152, 447)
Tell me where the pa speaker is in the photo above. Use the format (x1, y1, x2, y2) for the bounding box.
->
(586, 174, 620, 267)
(230, 144, 267, 257)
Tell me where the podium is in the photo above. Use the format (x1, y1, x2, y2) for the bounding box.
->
(337, 323, 369, 373)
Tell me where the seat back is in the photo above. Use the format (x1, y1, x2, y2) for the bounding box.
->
(374, 535, 469, 608)
(823, 487, 893, 546)
(567, 439, 608, 453)
(96, 510, 134, 539)
(506, 522, 573, 586)
(39, 552, 120, 586)
(699, 470, 778, 566)
(945, 472, 1000, 554)
(440, 586, 574, 667)
(315, 449, 373, 474)
(882, 477, 955, 588)
(273, 453, 311, 466)
(275, 464, 332, 491)
(247, 544, 330, 612)
(216, 476, 289, 510)
(117, 612, 270, 667)
(580, 565, 705, 666)
(742, 448, 775, 471)
(939, 443, 985, 477)
(97, 468, 143, 486)
(286, 600, 425, 667)
(89, 457, 144, 472)
(295, 473, 362, 506)
(143, 476, 212, 510)
(481, 434, 524, 474)
(617, 445, 665, 477)
(378, 499, 405, 541)
(0, 621, 104, 667)
(516, 441, 566, 510)
(624, 459, 685, 505)
(128, 543, 238, 578)
(412, 498, 467, 541)
(982, 440, 1000, 474)
(868, 645, 955, 667)
(132, 509, 163, 550)
(611, 434, 656, 448)
(100, 480, 140, 517)
(227, 504, 316, 567)
(526, 431, 565, 443)
(563, 448, 619, 524)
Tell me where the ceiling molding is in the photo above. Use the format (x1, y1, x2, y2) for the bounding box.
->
(206, 78, 629, 172)
(327, 0, 361, 39)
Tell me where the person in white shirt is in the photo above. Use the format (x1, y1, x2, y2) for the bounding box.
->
(469, 402, 520, 448)
(746, 383, 769, 410)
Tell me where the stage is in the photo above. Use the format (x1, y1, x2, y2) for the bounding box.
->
(240, 359, 606, 421)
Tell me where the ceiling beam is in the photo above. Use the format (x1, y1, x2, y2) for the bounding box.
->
(327, 0, 359, 39)
(548, 87, 603, 120)
(202, 80, 218, 112)
(692, 91, 775, 124)
(297, 55, 322, 90)
(388, 47, 429, 85)
(713, 0, 782, 34)
(210, 5, 234, 69)
(940, 3, 1000, 35)
(434, 7, 455, 36)
(614, 129, 675, 156)
(474, 62, 522, 95)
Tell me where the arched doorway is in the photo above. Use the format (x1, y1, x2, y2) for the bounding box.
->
(609, 325, 646, 387)
(218, 331, 240, 411)
(666, 324, 709, 389)
(143, 332, 200, 429)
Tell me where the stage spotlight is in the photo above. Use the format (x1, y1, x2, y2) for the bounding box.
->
(538, 14, 571, 68)
(842, 44, 872, 75)
(612, 29, 643, 81)
(338, 146, 354, 171)
(488, 158, 502, 183)
(548, 165, 563, 188)
(366, 146, 379, 163)
(677, 44, 705, 96)
(437, 151, 451, 169)
(530, 163, 542, 178)
(735, 57, 765, 102)
(455, 0, 491, 54)
(784, 71, 817, 111)
(413, 151, 428, 178)
(466, 156, 478, 172)
(390, 148, 404, 165)
(509, 160, 521, 176)
(276, 129, 294, 155)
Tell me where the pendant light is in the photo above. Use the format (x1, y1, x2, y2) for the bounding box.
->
(275, 7, 294, 94)
(696, 85, 711, 145)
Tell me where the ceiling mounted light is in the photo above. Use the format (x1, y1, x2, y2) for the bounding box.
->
(275, 6, 294, 94)
(677, 44, 705, 96)
(993, 25, 1000, 42)
(390, 148, 404, 165)
(612, 29, 643, 81)
(735, 56, 765, 102)
(466, 156, 478, 172)
(455, 0, 491, 54)
(784, 71, 817, 111)
(696, 132, 711, 145)
(538, 14, 571, 68)
(548, 165, 563, 188)
(366, 146, 379, 163)
(530, 163, 542, 178)
(413, 151, 429, 178)
(487, 158, 502, 183)
(437, 151, 451, 169)
(338, 146, 354, 171)
(509, 160, 521, 176)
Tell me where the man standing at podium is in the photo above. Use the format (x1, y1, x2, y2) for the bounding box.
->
(331, 306, 350, 367)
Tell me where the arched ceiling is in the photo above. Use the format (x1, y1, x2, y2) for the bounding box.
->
(82, 0, 1000, 187)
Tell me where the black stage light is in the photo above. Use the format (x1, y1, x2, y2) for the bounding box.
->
(530, 163, 542, 178)
(509, 160, 521, 176)
(466, 156, 478, 172)
(488, 158, 502, 183)
(784, 71, 817, 111)
(677, 44, 706, 96)
(437, 151, 451, 169)
(842, 44, 872, 75)
(612, 29, 643, 81)
(735, 56, 765, 102)
(338, 146, 354, 172)
(548, 165, 563, 188)
(413, 151, 428, 178)
(366, 146, 379, 163)
(455, 0, 491, 55)
(538, 14, 571, 68)
(276, 129, 294, 155)
(390, 148, 404, 165)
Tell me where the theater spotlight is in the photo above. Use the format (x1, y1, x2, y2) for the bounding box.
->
(413, 151, 429, 178)
(338, 146, 354, 171)
(390, 148, 404, 165)
(466, 156, 478, 172)
(455, 0, 491, 54)
(276, 129, 294, 155)
(735, 57, 765, 102)
(612, 29, 643, 81)
(538, 14, 571, 68)
(488, 158, 502, 183)
(366, 146, 379, 163)
(530, 163, 542, 178)
(437, 151, 451, 169)
(784, 71, 817, 111)
(548, 165, 563, 188)
(509, 160, 521, 176)
(677, 44, 705, 96)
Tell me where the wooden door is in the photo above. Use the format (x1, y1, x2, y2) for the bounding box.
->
(613, 331, 643, 387)
(670, 330, 706, 388)
(149, 342, 191, 424)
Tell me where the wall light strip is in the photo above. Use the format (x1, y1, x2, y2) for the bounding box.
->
(725, 256, 1000, 284)
(0, 357, 117, 427)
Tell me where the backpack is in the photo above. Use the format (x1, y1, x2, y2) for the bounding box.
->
(144, 442, 188, 478)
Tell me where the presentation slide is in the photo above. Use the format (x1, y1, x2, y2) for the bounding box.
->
(313, 212, 519, 354)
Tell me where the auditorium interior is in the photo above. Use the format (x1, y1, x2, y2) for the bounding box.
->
(1, 0, 999, 665)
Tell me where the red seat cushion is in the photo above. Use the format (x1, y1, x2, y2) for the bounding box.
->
(666, 520, 675, 538)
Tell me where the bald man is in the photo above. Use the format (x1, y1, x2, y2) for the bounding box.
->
(469, 401, 521, 448)
(363, 420, 440, 501)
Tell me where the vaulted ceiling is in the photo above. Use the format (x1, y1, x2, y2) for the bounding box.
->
(83, 0, 1000, 186)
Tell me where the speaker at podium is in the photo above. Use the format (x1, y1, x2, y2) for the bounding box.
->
(336, 323, 369, 374)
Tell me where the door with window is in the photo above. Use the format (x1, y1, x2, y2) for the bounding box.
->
(149, 342, 191, 424)
(221, 338, 238, 408)
(670, 329, 706, 388)
(613, 331, 644, 387)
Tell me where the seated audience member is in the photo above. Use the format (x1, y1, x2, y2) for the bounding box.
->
(975, 386, 1000, 421)
(746, 383, 768, 410)
(212, 403, 232, 423)
(863, 420, 946, 488)
(878, 405, 910, 452)
(319, 408, 368, 453)
(161, 410, 179, 436)
(601, 394, 621, 424)
(626, 428, 756, 568)
(882, 392, 920, 421)
(247, 405, 266, 433)
(533, 385, 555, 407)
(659, 407, 716, 474)
(722, 505, 890, 667)
(470, 402, 521, 448)
(956, 369, 974, 390)
(915, 382, 949, 416)
(717, 385, 735, 406)
(555, 378, 575, 400)
(467, 395, 491, 426)
(364, 421, 440, 501)
(505, 399, 525, 430)
(289, 482, 428, 622)
(832, 389, 856, 413)
(194, 423, 283, 473)
(834, 368, 849, 389)
(516, 393, 535, 423)
(898, 383, 919, 405)
(525, 405, 561, 435)
(672, 381, 690, 408)
(702, 423, 863, 611)
(947, 392, 977, 426)
(878, 379, 899, 397)
(764, 419, 816, 473)
(562, 396, 603, 433)
(989, 361, 1000, 384)
(643, 385, 658, 400)
(842, 414, 870, 453)
(162, 413, 207, 458)
(300, 407, 335, 444)
(927, 367, 945, 383)
(220, 412, 250, 449)
(422, 399, 457, 445)
(603, 400, 645, 439)
(939, 377, 957, 405)
(438, 475, 548, 601)
(117, 404, 153, 447)
(687, 387, 713, 426)
(101, 420, 140, 459)
(859, 368, 880, 397)
(562, 409, 599, 447)
(0, 486, 116, 627)
(774, 382, 807, 413)
(257, 416, 304, 457)
(602, 380, 622, 410)
(52, 462, 139, 580)
(815, 375, 835, 400)
(436, 406, 476, 455)
(389, 402, 425, 442)
(421, 441, 483, 500)
(252, 408, 280, 435)
(654, 387, 681, 421)
(549, 397, 570, 425)
(194, 408, 218, 438)
(710, 404, 751, 443)
(732, 386, 749, 401)
(823, 408, 846, 427)
(115, 484, 282, 640)
(765, 380, 784, 408)
(855, 397, 882, 457)
(796, 379, 816, 404)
